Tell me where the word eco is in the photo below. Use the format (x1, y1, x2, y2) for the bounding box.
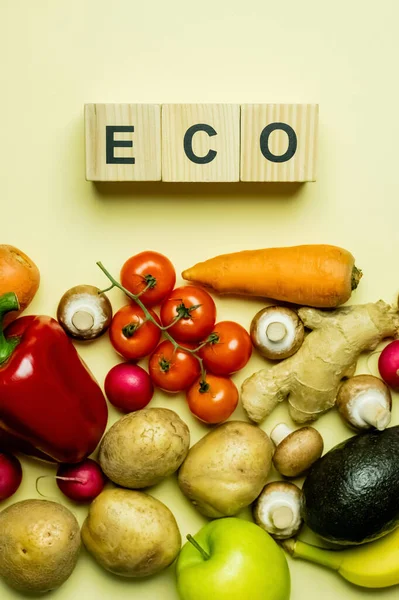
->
(85, 104, 318, 182)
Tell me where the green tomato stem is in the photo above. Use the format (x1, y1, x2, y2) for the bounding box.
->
(186, 534, 210, 561)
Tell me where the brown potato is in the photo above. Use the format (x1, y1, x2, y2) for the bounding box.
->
(178, 421, 273, 518)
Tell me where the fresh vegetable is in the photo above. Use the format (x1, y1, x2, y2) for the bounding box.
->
(55, 459, 107, 502)
(253, 481, 303, 540)
(0, 245, 40, 327)
(250, 306, 305, 360)
(302, 425, 399, 544)
(149, 340, 200, 392)
(186, 374, 239, 424)
(82, 488, 181, 577)
(336, 374, 392, 431)
(99, 408, 190, 489)
(0, 452, 22, 501)
(242, 300, 399, 424)
(378, 339, 399, 390)
(160, 285, 216, 342)
(177, 518, 290, 600)
(109, 303, 161, 360)
(182, 244, 362, 308)
(199, 321, 252, 375)
(0, 293, 108, 462)
(178, 421, 273, 518)
(282, 526, 399, 588)
(104, 363, 154, 411)
(57, 284, 112, 340)
(120, 250, 176, 307)
(270, 423, 324, 477)
(0, 499, 80, 593)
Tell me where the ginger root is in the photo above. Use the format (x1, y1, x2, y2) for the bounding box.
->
(241, 301, 399, 424)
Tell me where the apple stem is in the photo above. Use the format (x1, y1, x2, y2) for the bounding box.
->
(186, 534, 210, 560)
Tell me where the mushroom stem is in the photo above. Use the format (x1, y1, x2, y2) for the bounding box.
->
(270, 423, 294, 447)
(270, 505, 294, 529)
(267, 322, 287, 342)
(357, 396, 391, 431)
(71, 310, 95, 332)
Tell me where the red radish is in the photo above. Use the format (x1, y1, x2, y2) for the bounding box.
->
(0, 452, 22, 500)
(378, 340, 399, 390)
(104, 363, 154, 412)
(56, 459, 106, 502)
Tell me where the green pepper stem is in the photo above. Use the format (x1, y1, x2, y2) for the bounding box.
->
(0, 292, 21, 365)
(186, 534, 210, 560)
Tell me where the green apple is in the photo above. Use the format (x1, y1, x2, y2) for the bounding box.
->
(176, 518, 290, 600)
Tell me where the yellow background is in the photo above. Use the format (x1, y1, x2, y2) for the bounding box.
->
(2, 1, 399, 598)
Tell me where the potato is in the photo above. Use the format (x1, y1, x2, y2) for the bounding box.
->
(81, 488, 181, 577)
(178, 421, 273, 518)
(0, 499, 80, 593)
(99, 407, 190, 488)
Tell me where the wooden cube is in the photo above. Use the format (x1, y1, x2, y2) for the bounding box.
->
(162, 104, 240, 182)
(240, 104, 319, 182)
(85, 104, 161, 181)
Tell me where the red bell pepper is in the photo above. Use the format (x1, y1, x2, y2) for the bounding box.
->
(0, 292, 108, 463)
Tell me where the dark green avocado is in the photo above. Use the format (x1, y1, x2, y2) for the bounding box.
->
(301, 425, 399, 545)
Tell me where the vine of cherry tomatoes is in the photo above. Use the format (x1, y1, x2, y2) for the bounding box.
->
(106, 250, 252, 424)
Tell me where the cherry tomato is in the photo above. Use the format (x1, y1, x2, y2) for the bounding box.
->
(149, 341, 200, 392)
(109, 304, 161, 360)
(186, 374, 239, 424)
(199, 321, 252, 376)
(160, 286, 216, 343)
(120, 251, 176, 307)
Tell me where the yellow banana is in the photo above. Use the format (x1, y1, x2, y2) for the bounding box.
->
(282, 528, 399, 588)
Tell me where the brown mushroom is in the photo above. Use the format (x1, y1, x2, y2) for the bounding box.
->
(250, 306, 305, 360)
(270, 423, 324, 478)
(253, 481, 303, 539)
(336, 374, 392, 431)
(57, 285, 112, 341)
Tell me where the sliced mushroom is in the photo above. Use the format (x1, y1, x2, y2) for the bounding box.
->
(271, 423, 324, 478)
(250, 306, 305, 360)
(57, 285, 112, 341)
(336, 374, 392, 431)
(253, 481, 303, 539)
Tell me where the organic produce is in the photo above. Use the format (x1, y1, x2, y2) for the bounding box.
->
(242, 300, 399, 423)
(176, 518, 290, 600)
(282, 526, 399, 588)
(149, 340, 200, 392)
(104, 362, 154, 411)
(250, 306, 305, 360)
(0, 293, 108, 462)
(378, 339, 399, 390)
(253, 481, 303, 540)
(270, 424, 324, 477)
(99, 407, 190, 488)
(178, 421, 273, 518)
(0, 452, 22, 500)
(186, 374, 239, 424)
(57, 284, 112, 340)
(55, 459, 107, 502)
(302, 425, 399, 544)
(336, 375, 392, 431)
(182, 244, 362, 308)
(109, 303, 161, 360)
(160, 285, 216, 342)
(199, 320, 252, 375)
(82, 488, 181, 577)
(0, 499, 80, 593)
(0, 244, 40, 326)
(120, 250, 176, 307)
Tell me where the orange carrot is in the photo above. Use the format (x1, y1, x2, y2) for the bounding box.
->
(182, 245, 362, 308)
(0, 245, 40, 326)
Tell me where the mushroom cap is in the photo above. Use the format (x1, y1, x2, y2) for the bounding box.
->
(57, 285, 112, 341)
(253, 481, 303, 539)
(336, 374, 392, 431)
(250, 306, 305, 360)
(272, 427, 324, 478)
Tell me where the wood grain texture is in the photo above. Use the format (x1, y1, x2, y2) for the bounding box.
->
(85, 104, 161, 181)
(240, 104, 319, 182)
(161, 104, 240, 182)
